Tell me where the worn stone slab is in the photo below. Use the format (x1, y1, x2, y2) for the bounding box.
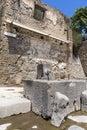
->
(0, 97, 31, 118)
(0, 123, 11, 130)
(68, 125, 85, 130)
(24, 80, 86, 118)
(51, 92, 69, 127)
(68, 115, 87, 123)
(0, 87, 31, 118)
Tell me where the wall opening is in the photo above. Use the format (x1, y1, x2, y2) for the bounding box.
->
(37, 64, 51, 80)
(34, 5, 45, 21)
(37, 64, 44, 79)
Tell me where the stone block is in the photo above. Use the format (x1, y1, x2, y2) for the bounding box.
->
(51, 92, 69, 127)
(24, 80, 86, 119)
(68, 115, 87, 123)
(0, 87, 31, 118)
(24, 80, 50, 117)
(0, 97, 31, 118)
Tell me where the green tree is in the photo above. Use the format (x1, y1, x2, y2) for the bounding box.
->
(70, 7, 87, 57)
(70, 7, 87, 34)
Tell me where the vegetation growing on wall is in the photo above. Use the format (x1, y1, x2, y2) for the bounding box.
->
(70, 7, 87, 57)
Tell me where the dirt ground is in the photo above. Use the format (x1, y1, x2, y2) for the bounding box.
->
(0, 111, 87, 130)
(0, 112, 59, 130)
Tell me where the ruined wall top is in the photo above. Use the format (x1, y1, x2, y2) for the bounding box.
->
(3, 0, 72, 42)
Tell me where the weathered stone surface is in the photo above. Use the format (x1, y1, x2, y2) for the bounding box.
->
(7, 33, 69, 83)
(24, 80, 86, 118)
(0, 97, 31, 118)
(0, 0, 73, 85)
(71, 57, 85, 79)
(51, 92, 69, 127)
(68, 115, 87, 123)
(0, 87, 31, 118)
(0, 123, 11, 130)
(80, 90, 87, 112)
(68, 125, 85, 130)
(79, 41, 87, 77)
(0, 0, 85, 86)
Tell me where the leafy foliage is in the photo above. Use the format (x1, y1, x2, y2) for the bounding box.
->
(70, 7, 87, 57)
(70, 7, 87, 34)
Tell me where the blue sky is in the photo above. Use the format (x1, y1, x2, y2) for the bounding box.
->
(41, 0, 87, 18)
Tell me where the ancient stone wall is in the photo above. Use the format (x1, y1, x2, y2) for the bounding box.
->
(0, 0, 82, 85)
(0, 0, 10, 84)
(7, 28, 69, 84)
(79, 41, 87, 77)
(71, 57, 85, 79)
(0, 0, 73, 85)
(5, 0, 72, 41)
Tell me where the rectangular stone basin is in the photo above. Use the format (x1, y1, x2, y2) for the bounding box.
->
(24, 80, 86, 118)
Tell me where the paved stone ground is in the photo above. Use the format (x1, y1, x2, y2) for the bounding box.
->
(0, 87, 87, 130)
(68, 125, 85, 130)
(0, 111, 87, 130)
(61, 111, 87, 130)
(0, 112, 59, 130)
(68, 115, 87, 123)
